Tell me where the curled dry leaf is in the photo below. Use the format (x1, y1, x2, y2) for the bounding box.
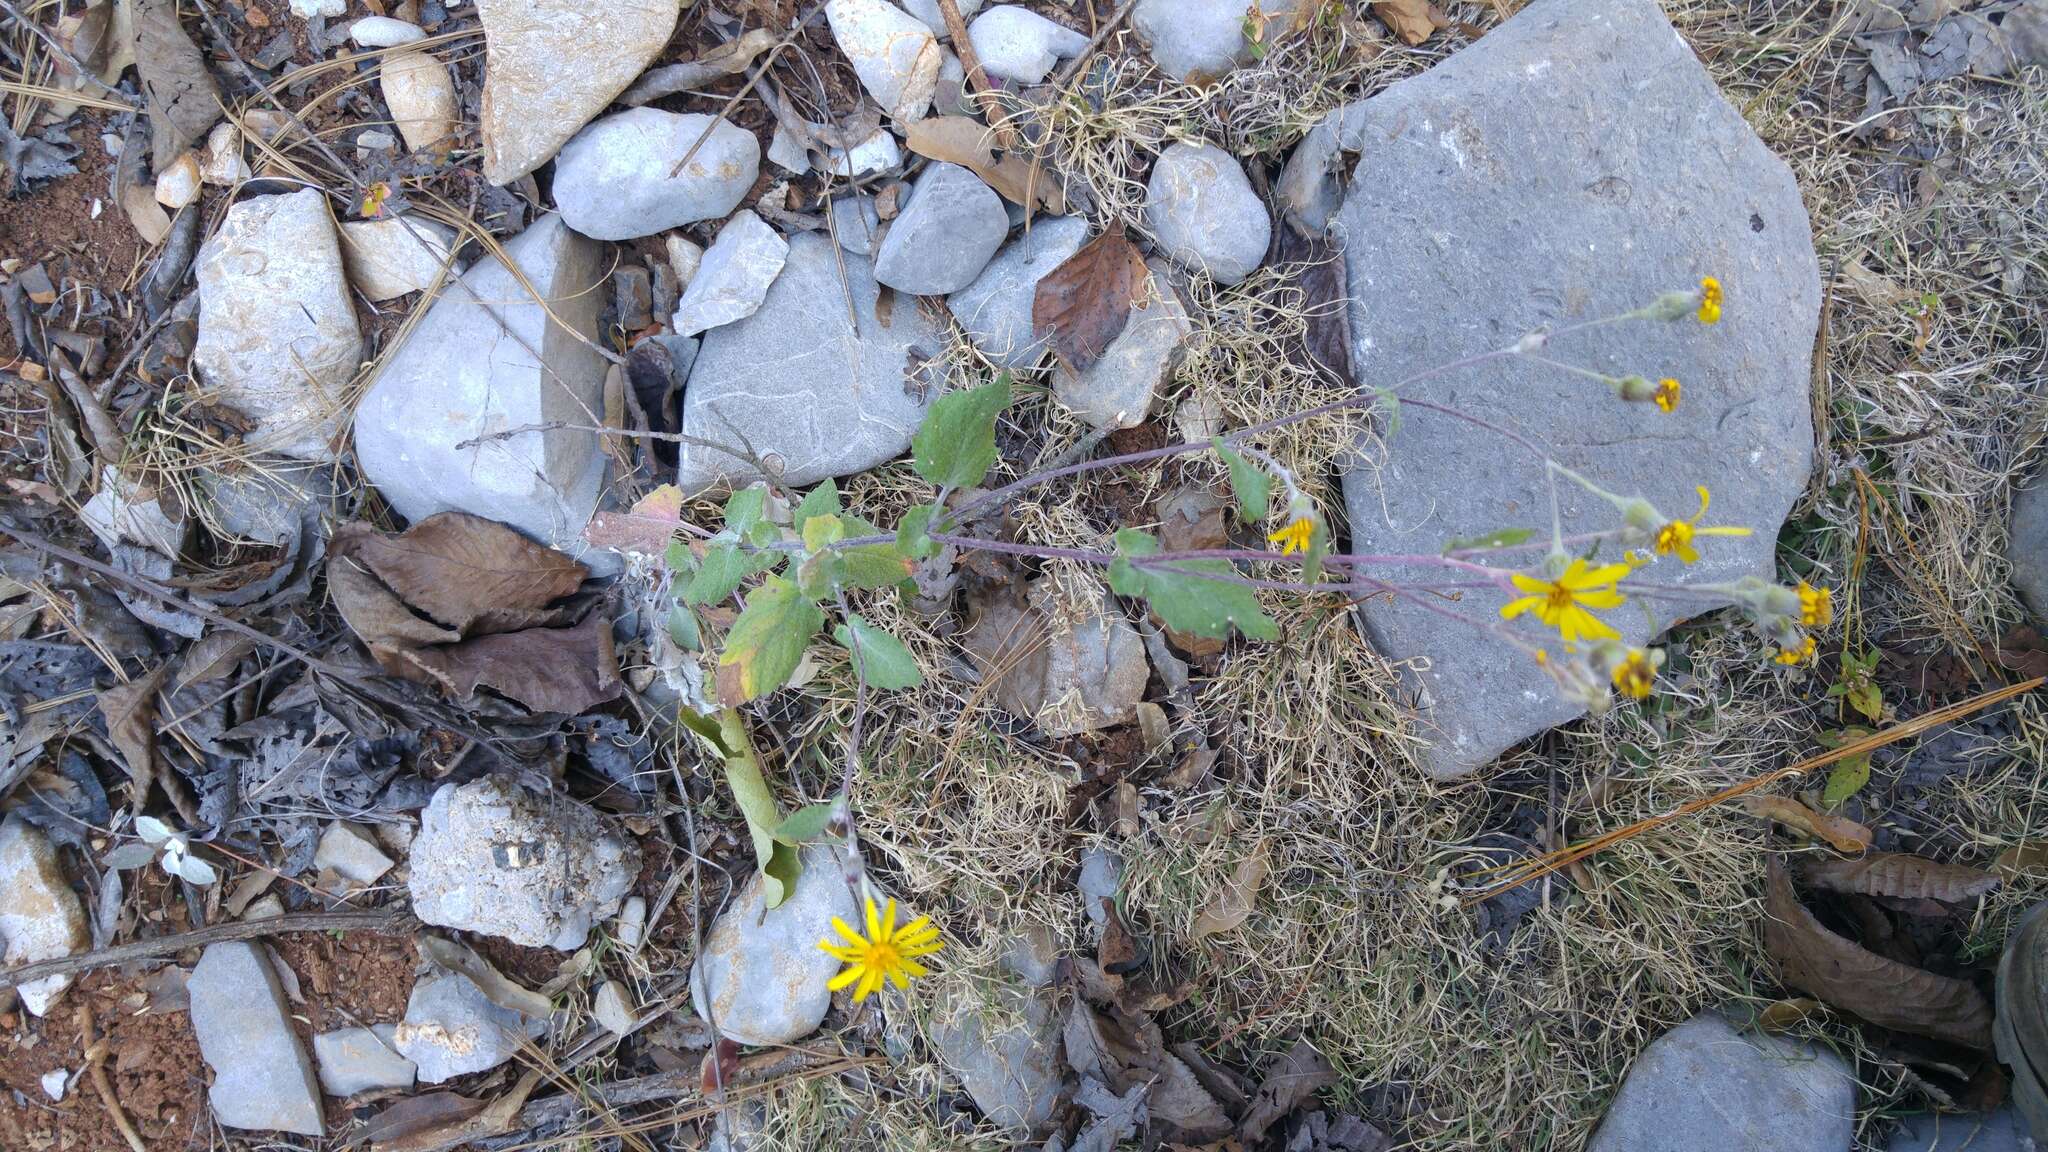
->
(1799, 852, 2001, 903)
(583, 484, 685, 555)
(96, 663, 169, 801)
(1192, 842, 1270, 940)
(1032, 230, 1149, 375)
(1762, 859, 1993, 1051)
(1238, 1040, 1337, 1143)
(398, 613, 622, 716)
(1737, 793, 1874, 854)
(904, 115, 1066, 216)
(333, 513, 588, 635)
(1997, 841, 2048, 879)
(1371, 0, 1450, 45)
(620, 27, 779, 106)
(1752, 997, 1824, 1035)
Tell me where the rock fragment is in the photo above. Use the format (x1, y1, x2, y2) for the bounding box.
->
(671, 210, 789, 338)
(1144, 140, 1270, 285)
(476, 0, 682, 184)
(551, 108, 760, 241)
(0, 815, 89, 1017)
(948, 214, 1088, 370)
(826, 0, 942, 122)
(188, 942, 324, 1135)
(873, 161, 1008, 295)
(313, 1023, 417, 1096)
(1588, 1013, 1852, 1152)
(690, 844, 857, 1046)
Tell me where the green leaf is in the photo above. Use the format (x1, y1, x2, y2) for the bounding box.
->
(684, 543, 751, 606)
(802, 512, 846, 552)
(838, 542, 915, 591)
(772, 802, 839, 846)
(667, 603, 701, 652)
(1108, 529, 1278, 642)
(897, 503, 941, 560)
(1846, 680, 1884, 723)
(793, 479, 840, 535)
(1443, 527, 1537, 553)
(912, 377, 1012, 488)
(834, 615, 924, 689)
(714, 708, 801, 908)
(664, 538, 694, 574)
(719, 575, 826, 703)
(1211, 438, 1271, 523)
(1822, 752, 1873, 808)
(1374, 385, 1402, 437)
(724, 485, 768, 536)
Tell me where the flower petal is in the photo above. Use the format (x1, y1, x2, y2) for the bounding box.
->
(832, 917, 865, 946)
(828, 965, 864, 991)
(864, 899, 882, 943)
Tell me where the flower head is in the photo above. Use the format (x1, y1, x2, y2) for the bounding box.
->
(1652, 487, 1753, 564)
(1697, 276, 1723, 324)
(1797, 581, 1833, 628)
(1608, 647, 1661, 699)
(359, 181, 392, 218)
(1776, 634, 1817, 665)
(820, 897, 940, 1002)
(1501, 557, 1630, 646)
(1267, 516, 1315, 556)
(1654, 378, 1681, 412)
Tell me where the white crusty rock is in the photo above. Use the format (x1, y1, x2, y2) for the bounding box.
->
(188, 942, 324, 1135)
(691, 844, 857, 1045)
(963, 576, 1151, 736)
(195, 188, 362, 460)
(476, 0, 683, 184)
(0, 815, 88, 1017)
(1144, 140, 1270, 285)
(672, 209, 788, 338)
(826, 0, 942, 123)
(380, 50, 458, 153)
(948, 214, 1088, 370)
(350, 16, 426, 47)
(968, 6, 1089, 84)
(408, 776, 639, 950)
(551, 108, 761, 241)
(200, 122, 249, 186)
(153, 151, 200, 209)
(353, 214, 608, 557)
(395, 966, 546, 1083)
(339, 215, 459, 301)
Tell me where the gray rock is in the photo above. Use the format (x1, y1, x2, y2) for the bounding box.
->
(827, 0, 941, 122)
(380, 49, 458, 153)
(824, 128, 902, 180)
(2013, 477, 2048, 624)
(930, 980, 1063, 1134)
(676, 233, 944, 493)
(1144, 141, 1269, 285)
(314, 821, 395, 886)
(1277, 101, 1372, 236)
(672, 210, 789, 337)
(667, 234, 705, 288)
(194, 188, 363, 460)
(340, 215, 459, 302)
(199, 460, 332, 547)
(901, 0, 984, 35)
(313, 1023, 416, 1096)
(1133, 0, 1310, 82)
(831, 195, 884, 255)
(408, 776, 640, 950)
(935, 50, 974, 117)
(551, 109, 759, 241)
(1587, 1013, 1851, 1152)
(1885, 1109, 2036, 1151)
(948, 215, 1088, 370)
(593, 979, 637, 1037)
(188, 942, 324, 1135)
(874, 162, 1008, 295)
(476, 0, 681, 184)
(350, 15, 425, 46)
(353, 214, 611, 559)
(1002, 925, 1060, 987)
(767, 122, 812, 174)
(394, 967, 546, 1083)
(1334, 0, 1821, 778)
(968, 7, 1088, 84)
(0, 814, 88, 1017)
(1051, 261, 1190, 429)
(963, 576, 1151, 737)
(690, 844, 857, 1046)
(1078, 847, 1121, 926)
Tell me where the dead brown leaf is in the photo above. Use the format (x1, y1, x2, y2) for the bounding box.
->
(1738, 793, 1874, 853)
(1032, 230, 1148, 376)
(1279, 229, 1354, 385)
(1371, 0, 1449, 45)
(1762, 859, 1993, 1051)
(1753, 997, 1824, 1035)
(1997, 841, 2048, 879)
(130, 0, 220, 169)
(904, 116, 1065, 215)
(356, 1092, 488, 1151)
(1800, 853, 2001, 903)
(1239, 1040, 1337, 1143)
(399, 613, 622, 715)
(97, 664, 169, 803)
(582, 484, 685, 555)
(334, 513, 588, 635)
(1191, 843, 1269, 940)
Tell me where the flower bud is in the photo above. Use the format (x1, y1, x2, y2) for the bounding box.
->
(1646, 290, 1701, 321)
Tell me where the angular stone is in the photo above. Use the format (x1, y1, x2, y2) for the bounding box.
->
(676, 232, 945, 492)
(552, 108, 760, 242)
(824, 128, 902, 180)
(2013, 476, 2048, 624)
(874, 161, 1008, 295)
(379, 50, 457, 153)
(826, 0, 942, 123)
(690, 844, 857, 1046)
(1133, 0, 1311, 82)
(1587, 1013, 1851, 1152)
(395, 967, 546, 1083)
(593, 979, 636, 1036)
(0, 815, 88, 1017)
(930, 980, 1063, 1134)
(476, 0, 681, 184)
(353, 214, 610, 558)
(1145, 140, 1269, 285)
(830, 194, 884, 255)
(408, 776, 639, 950)
(188, 942, 324, 1135)
(962, 576, 1150, 737)
(339, 215, 458, 302)
(313, 1023, 416, 1096)
(314, 821, 395, 886)
(672, 210, 789, 338)
(968, 6, 1089, 84)
(1333, 0, 1821, 778)
(195, 188, 362, 460)
(1051, 261, 1190, 430)
(949, 215, 1088, 371)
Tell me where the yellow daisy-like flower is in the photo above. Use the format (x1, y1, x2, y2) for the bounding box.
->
(820, 897, 940, 1002)
(1652, 487, 1754, 565)
(1500, 557, 1630, 646)
(1654, 378, 1681, 412)
(1697, 276, 1723, 324)
(1797, 581, 1832, 628)
(1775, 634, 1817, 665)
(1267, 516, 1315, 556)
(1610, 648, 1658, 699)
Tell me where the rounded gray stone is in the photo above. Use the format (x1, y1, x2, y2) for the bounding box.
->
(1132, 0, 1311, 82)
(1587, 1013, 1852, 1152)
(551, 108, 759, 241)
(967, 6, 1088, 84)
(1051, 260, 1191, 430)
(874, 161, 1009, 295)
(1144, 140, 1269, 285)
(947, 215, 1088, 370)
(2012, 477, 2048, 624)
(831, 194, 884, 255)
(689, 844, 858, 1046)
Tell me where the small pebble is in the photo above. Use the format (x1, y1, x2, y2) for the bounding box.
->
(350, 15, 426, 46)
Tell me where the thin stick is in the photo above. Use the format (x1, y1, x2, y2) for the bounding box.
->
(77, 1006, 148, 1152)
(1, 909, 412, 990)
(0, 0, 140, 106)
(933, 0, 1017, 149)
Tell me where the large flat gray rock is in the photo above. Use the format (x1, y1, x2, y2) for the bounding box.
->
(676, 232, 945, 492)
(1588, 1013, 1852, 1152)
(929, 979, 1063, 1134)
(948, 215, 1089, 371)
(1333, 0, 1820, 778)
(353, 214, 611, 559)
(188, 942, 325, 1135)
(1885, 1109, 2036, 1151)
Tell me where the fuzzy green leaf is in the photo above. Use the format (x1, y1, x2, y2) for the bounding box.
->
(724, 485, 768, 535)
(1443, 527, 1537, 554)
(834, 614, 924, 689)
(684, 543, 751, 606)
(838, 542, 915, 591)
(664, 538, 694, 574)
(897, 502, 941, 560)
(719, 575, 825, 703)
(1211, 438, 1271, 523)
(771, 802, 839, 846)
(667, 603, 701, 652)
(793, 479, 840, 534)
(1108, 529, 1278, 642)
(912, 377, 1012, 488)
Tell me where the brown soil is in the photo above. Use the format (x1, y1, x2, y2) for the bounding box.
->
(0, 113, 147, 365)
(0, 970, 208, 1152)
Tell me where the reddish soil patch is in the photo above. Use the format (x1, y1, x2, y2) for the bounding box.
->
(0, 971, 208, 1152)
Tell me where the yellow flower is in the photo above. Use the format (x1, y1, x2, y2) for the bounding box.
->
(1775, 635, 1817, 665)
(1654, 378, 1681, 412)
(1652, 487, 1753, 564)
(1697, 276, 1723, 324)
(1267, 516, 1315, 556)
(1610, 648, 1658, 699)
(1798, 581, 1832, 628)
(359, 180, 391, 218)
(820, 897, 940, 1002)
(1500, 557, 1630, 646)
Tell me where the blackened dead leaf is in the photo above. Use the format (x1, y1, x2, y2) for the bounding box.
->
(1799, 852, 2001, 903)
(0, 123, 79, 194)
(1279, 230, 1353, 385)
(355, 1092, 488, 1150)
(131, 0, 220, 169)
(1032, 230, 1148, 375)
(399, 613, 622, 715)
(1240, 1040, 1338, 1143)
(1763, 859, 1993, 1051)
(334, 513, 588, 635)
(1099, 895, 1145, 976)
